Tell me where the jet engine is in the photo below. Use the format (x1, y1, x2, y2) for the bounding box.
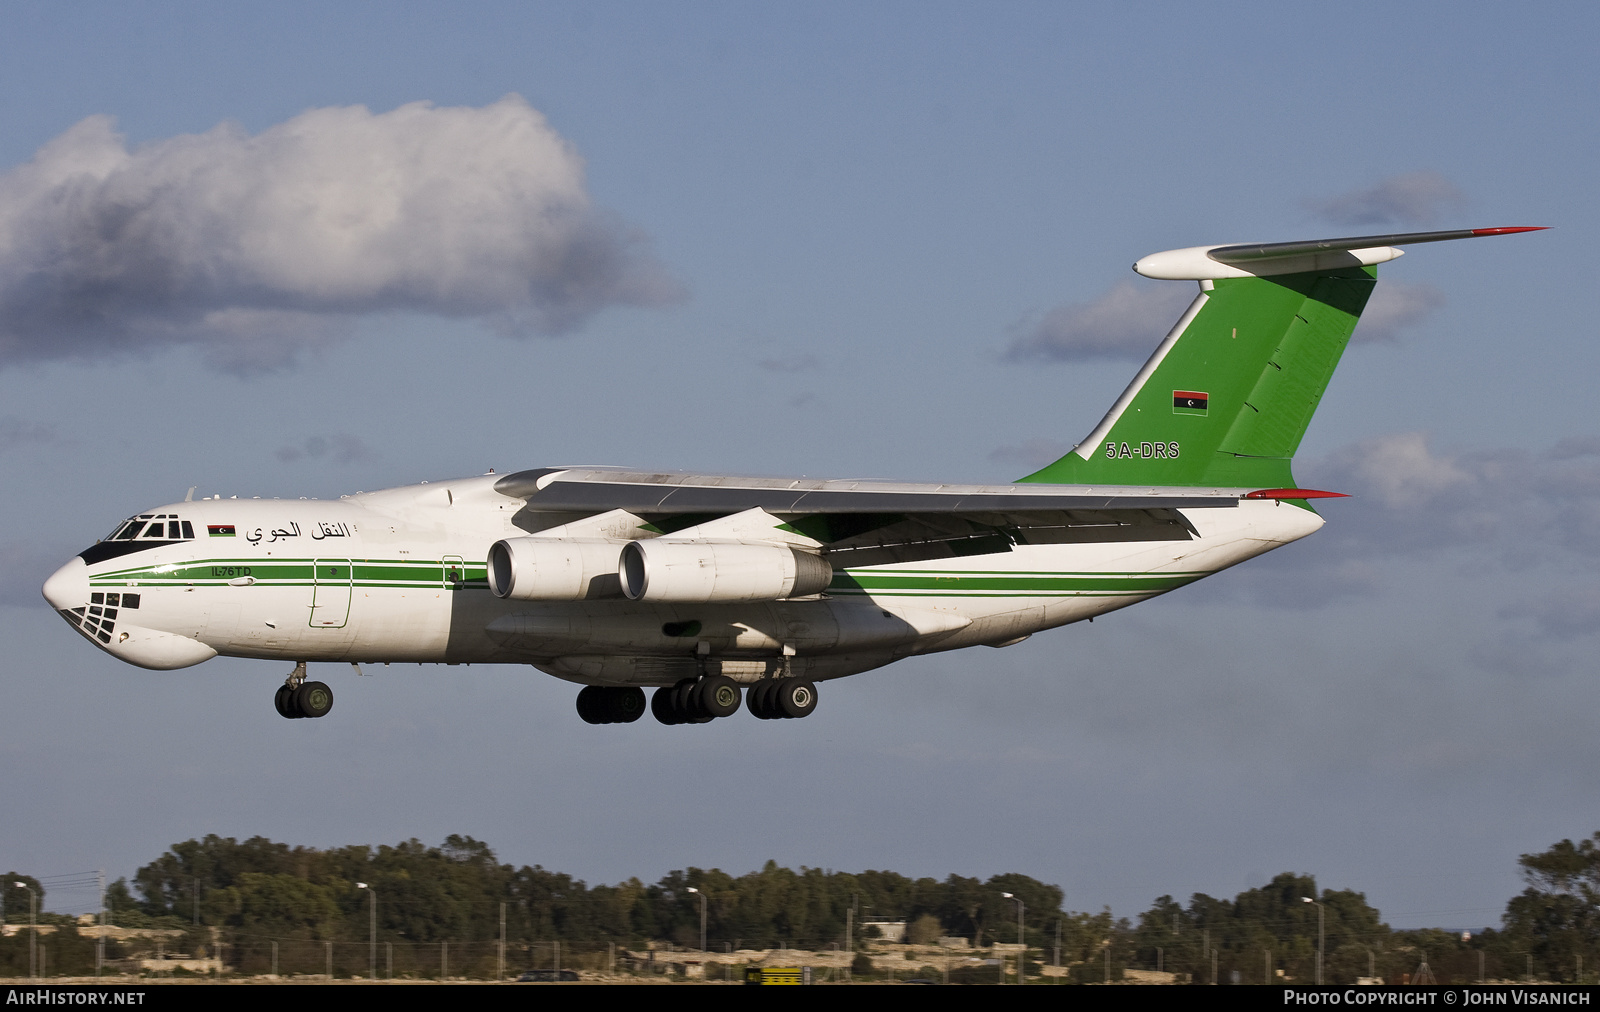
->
(618, 540, 833, 602)
(487, 538, 626, 600)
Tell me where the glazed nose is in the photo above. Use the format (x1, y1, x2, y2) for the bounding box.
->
(42, 557, 89, 610)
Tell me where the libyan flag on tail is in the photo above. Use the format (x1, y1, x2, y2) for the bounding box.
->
(1173, 390, 1208, 415)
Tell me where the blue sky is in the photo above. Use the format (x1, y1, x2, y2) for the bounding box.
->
(1, 2, 1596, 930)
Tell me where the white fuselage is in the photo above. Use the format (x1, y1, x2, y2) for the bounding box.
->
(42, 473, 1322, 685)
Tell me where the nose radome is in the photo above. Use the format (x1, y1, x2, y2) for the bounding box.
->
(42, 557, 89, 610)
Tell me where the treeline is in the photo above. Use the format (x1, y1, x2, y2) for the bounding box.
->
(1127, 873, 1487, 985)
(2, 835, 1099, 977)
(1124, 833, 1600, 986)
(3, 832, 1600, 982)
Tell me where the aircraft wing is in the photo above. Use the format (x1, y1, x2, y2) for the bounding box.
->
(490, 467, 1329, 564)
(493, 467, 1251, 515)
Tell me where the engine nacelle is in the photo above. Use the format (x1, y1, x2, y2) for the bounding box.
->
(618, 540, 833, 602)
(487, 538, 625, 600)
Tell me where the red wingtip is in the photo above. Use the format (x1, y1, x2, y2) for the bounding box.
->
(1471, 226, 1549, 236)
(1244, 488, 1350, 500)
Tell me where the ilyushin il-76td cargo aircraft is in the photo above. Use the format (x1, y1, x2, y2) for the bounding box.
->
(42, 226, 1543, 725)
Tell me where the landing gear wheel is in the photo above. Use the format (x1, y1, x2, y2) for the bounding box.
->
(274, 684, 299, 719)
(580, 686, 646, 724)
(293, 681, 334, 718)
(670, 678, 713, 724)
(576, 686, 607, 724)
(651, 686, 681, 725)
(747, 680, 772, 719)
(776, 678, 818, 719)
(607, 686, 646, 723)
(699, 675, 741, 718)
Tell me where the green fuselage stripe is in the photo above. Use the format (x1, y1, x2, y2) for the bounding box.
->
(88, 557, 1210, 598)
(89, 558, 491, 590)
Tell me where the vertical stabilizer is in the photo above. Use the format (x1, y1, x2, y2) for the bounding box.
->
(1018, 227, 1545, 489)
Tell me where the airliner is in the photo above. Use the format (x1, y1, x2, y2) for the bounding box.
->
(41, 226, 1542, 724)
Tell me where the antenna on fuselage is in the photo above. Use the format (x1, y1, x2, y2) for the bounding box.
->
(184, 486, 197, 502)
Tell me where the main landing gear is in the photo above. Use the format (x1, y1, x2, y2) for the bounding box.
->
(746, 677, 817, 720)
(641, 675, 818, 725)
(274, 661, 334, 719)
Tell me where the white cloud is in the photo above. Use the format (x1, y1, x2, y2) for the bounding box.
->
(1310, 434, 1600, 555)
(1304, 171, 1467, 229)
(1005, 279, 1194, 362)
(1210, 432, 1600, 610)
(0, 96, 680, 371)
(1352, 281, 1445, 344)
(1323, 431, 1472, 509)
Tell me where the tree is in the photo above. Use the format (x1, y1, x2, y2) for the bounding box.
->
(906, 913, 942, 945)
(1, 873, 43, 924)
(1132, 873, 1388, 984)
(1499, 833, 1600, 981)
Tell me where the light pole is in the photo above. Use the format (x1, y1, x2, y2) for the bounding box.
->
(1001, 892, 1025, 984)
(687, 887, 707, 952)
(13, 883, 36, 980)
(356, 883, 375, 980)
(1301, 897, 1324, 985)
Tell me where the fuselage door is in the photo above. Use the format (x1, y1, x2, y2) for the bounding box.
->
(310, 559, 353, 628)
(442, 555, 465, 593)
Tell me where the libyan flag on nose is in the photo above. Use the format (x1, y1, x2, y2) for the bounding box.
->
(207, 525, 236, 537)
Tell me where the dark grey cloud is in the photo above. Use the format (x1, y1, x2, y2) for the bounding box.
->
(274, 434, 376, 465)
(1499, 587, 1600, 641)
(1550, 436, 1600, 460)
(1304, 171, 1467, 228)
(0, 415, 57, 452)
(757, 353, 822, 373)
(0, 97, 682, 373)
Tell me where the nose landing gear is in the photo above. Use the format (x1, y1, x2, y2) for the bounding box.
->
(274, 661, 334, 719)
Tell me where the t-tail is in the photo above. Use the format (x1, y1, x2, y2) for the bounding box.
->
(1019, 227, 1546, 490)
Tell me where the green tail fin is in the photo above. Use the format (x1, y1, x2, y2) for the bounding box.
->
(1019, 267, 1376, 488)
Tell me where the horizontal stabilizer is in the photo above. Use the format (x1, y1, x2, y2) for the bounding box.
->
(1242, 488, 1349, 500)
(1135, 226, 1546, 280)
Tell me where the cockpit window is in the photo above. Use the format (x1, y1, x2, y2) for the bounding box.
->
(106, 515, 198, 543)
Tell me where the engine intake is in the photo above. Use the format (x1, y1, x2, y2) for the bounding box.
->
(619, 540, 833, 602)
(487, 538, 625, 600)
